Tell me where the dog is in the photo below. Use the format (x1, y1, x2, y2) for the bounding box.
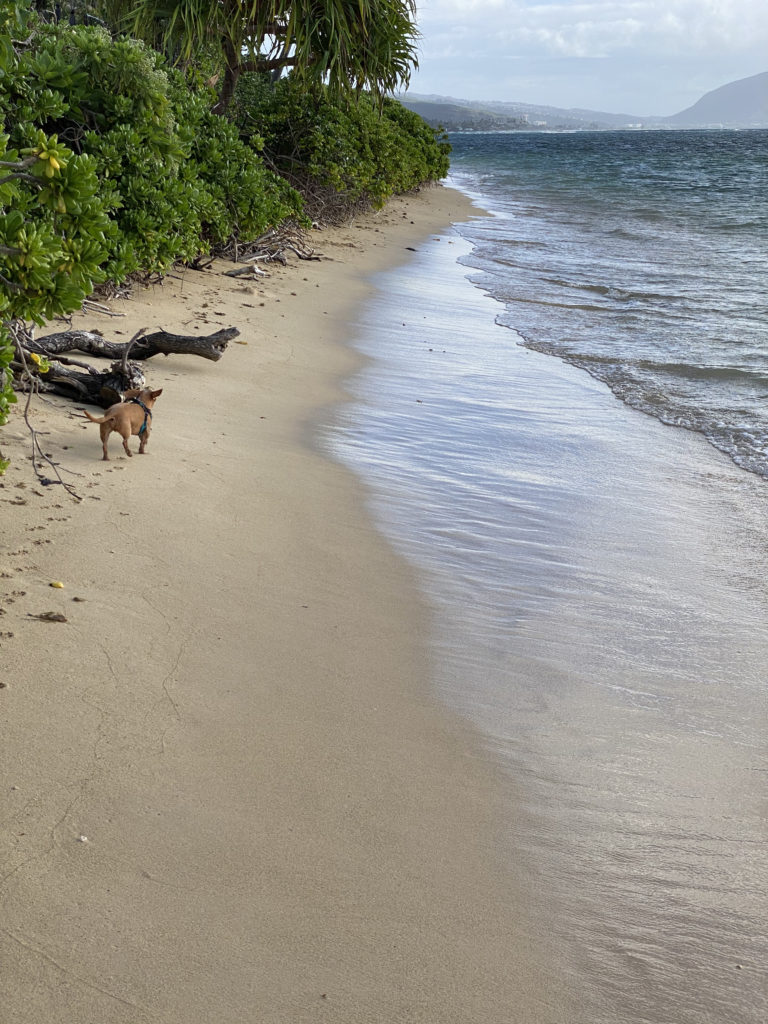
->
(83, 387, 163, 461)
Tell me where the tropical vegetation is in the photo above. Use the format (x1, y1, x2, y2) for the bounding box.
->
(106, 0, 420, 113)
(0, 0, 450, 466)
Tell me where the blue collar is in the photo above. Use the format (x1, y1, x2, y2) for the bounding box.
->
(129, 396, 152, 435)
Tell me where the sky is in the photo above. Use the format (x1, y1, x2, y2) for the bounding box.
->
(406, 0, 768, 116)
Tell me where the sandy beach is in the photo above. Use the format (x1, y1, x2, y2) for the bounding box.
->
(0, 187, 566, 1023)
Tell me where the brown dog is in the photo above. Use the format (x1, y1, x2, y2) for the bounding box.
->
(84, 387, 163, 461)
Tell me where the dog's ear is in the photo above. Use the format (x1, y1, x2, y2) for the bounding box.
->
(123, 388, 140, 399)
(151, 389, 163, 399)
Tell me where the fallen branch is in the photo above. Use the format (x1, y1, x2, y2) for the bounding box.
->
(223, 264, 268, 279)
(118, 328, 148, 378)
(28, 325, 237, 363)
(81, 298, 125, 317)
(14, 354, 146, 406)
(6, 317, 237, 491)
(12, 325, 237, 407)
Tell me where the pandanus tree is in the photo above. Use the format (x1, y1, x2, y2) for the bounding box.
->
(103, 0, 420, 113)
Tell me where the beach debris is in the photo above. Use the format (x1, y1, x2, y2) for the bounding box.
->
(27, 611, 67, 622)
(81, 298, 125, 318)
(220, 223, 322, 268)
(78, 835, 88, 843)
(49, 580, 64, 588)
(224, 264, 269, 279)
(8, 323, 87, 500)
(8, 322, 239, 497)
(25, 323, 236, 371)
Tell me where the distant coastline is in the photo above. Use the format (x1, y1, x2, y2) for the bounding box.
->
(399, 70, 768, 132)
(443, 125, 768, 134)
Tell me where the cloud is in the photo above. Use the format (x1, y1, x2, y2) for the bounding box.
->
(417, 0, 768, 60)
(512, 17, 645, 58)
(410, 0, 768, 113)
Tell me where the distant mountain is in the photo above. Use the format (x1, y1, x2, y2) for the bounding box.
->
(395, 97, 529, 131)
(399, 72, 768, 131)
(397, 94, 642, 131)
(664, 71, 768, 127)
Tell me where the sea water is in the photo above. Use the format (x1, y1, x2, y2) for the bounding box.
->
(450, 130, 768, 478)
(324, 131, 768, 1023)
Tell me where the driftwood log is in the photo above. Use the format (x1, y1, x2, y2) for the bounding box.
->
(14, 326, 238, 407)
(27, 326, 236, 362)
(14, 356, 148, 407)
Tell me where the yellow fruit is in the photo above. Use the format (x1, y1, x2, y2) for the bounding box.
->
(49, 581, 64, 588)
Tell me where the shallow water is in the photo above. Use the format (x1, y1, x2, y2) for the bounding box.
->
(448, 130, 768, 479)
(324, 228, 768, 1023)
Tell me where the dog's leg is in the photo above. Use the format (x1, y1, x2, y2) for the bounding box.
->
(138, 431, 149, 455)
(100, 424, 111, 461)
(112, 424, 132, 458)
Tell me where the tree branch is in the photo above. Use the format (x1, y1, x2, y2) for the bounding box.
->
(29, 326, 237, 362)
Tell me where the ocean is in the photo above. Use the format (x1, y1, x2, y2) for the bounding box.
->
(324, 131, 768, 1023)
(450, 130, 768, 479)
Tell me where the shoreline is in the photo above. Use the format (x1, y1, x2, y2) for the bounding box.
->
(333, 192, 768, 1021)
(1, 187, 565, 1023)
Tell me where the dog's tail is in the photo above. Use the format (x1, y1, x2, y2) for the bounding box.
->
(83, 409, 110, 424)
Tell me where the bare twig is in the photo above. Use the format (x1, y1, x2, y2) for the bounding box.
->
(189, 257, 215, 272)
(46, 355, 101, 373)
(0, 172, 41, 188)
(0, 155, 36, 170)
(81, 298, 125, 317)
(0, 271, 21, 291)
(119, 328, 149, 379)
(11, 324, 82, 501)
(215, 221, 321, 265)
(223, 264, 268, 278)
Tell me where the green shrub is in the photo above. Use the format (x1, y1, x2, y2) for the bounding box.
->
(5, 23, 304, 278)
(179, 89, 306, 249)
(232, 75, 450, 221)
(0, 131, 111, 320)
(379, 98, 451, 186)
(0, 8, 112, 436)
(0, 14, 303, 462)
(0, 13, 445, 460)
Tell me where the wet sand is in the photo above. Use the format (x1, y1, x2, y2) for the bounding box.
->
(330, 227, 768, 1024)
(0, 188, 566, 1023)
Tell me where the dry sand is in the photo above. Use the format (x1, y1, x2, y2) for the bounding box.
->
(0, 186, 567, 1023)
